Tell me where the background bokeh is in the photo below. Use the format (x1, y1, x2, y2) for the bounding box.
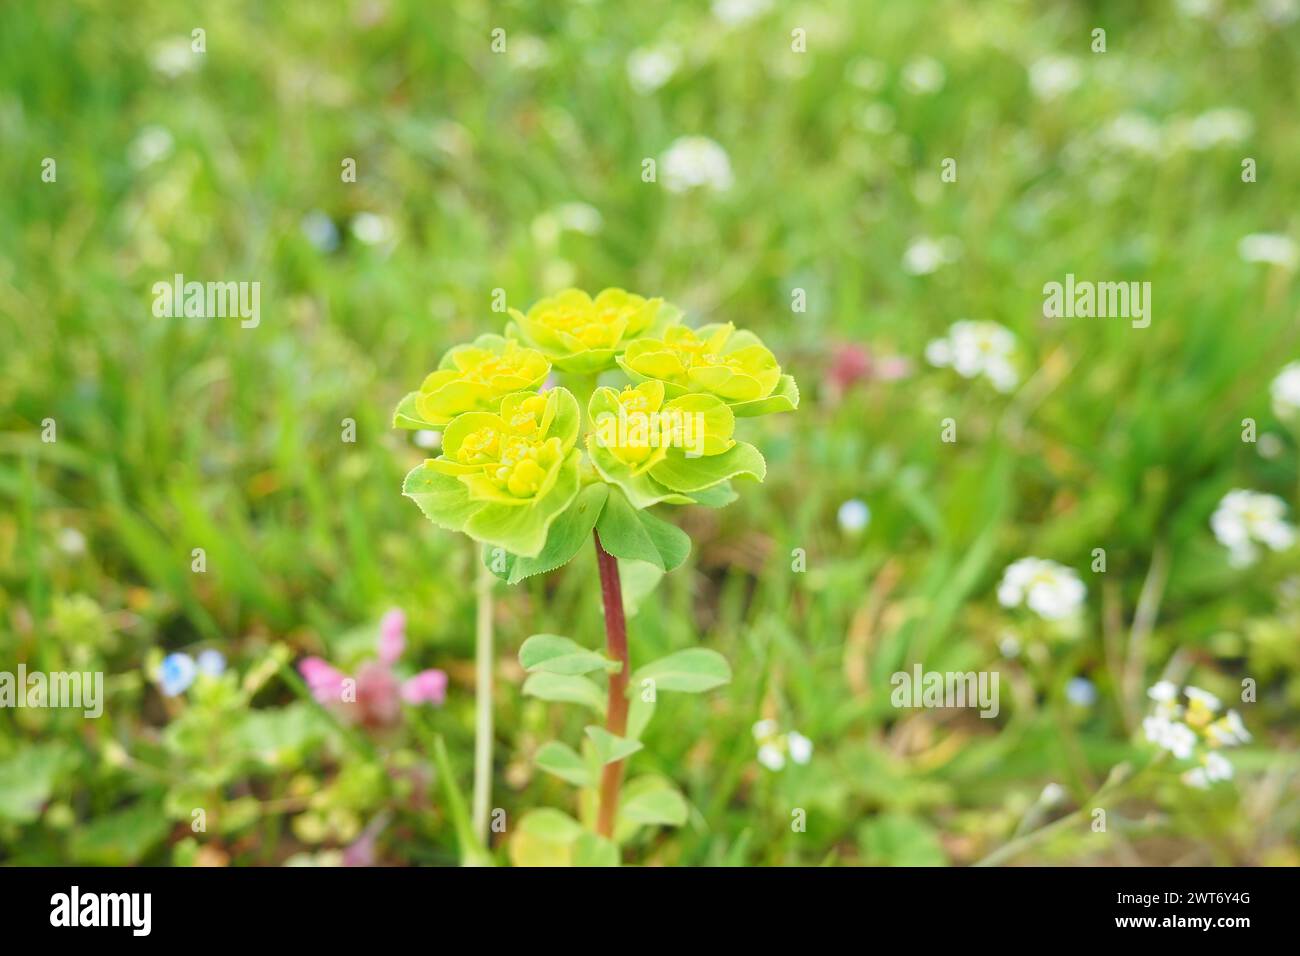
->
(2, 0, 1298, 865)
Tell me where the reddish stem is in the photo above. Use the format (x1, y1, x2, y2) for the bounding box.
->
(593, 530, 629, 839)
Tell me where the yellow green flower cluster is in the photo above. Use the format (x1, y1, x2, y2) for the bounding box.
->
(395, 288, 797, 558)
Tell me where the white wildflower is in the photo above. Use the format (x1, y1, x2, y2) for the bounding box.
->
(753, 721, 812, 771)
(1204, 751, 1234, 781)
(627, 45, 680, 94)
(1211, 489, 1295, 566)
(712, 0, 772, 27)
(151, 37, 199, 79)
(1182, 766, 1210, 788)
(58, 528, 87, 556)
(1239, 233, 1298, 269)
(901, 57, 945, 94)
(903, 236, 961, 276)
(926, 320, 1018, 392)
(1147, 680, 1178, 703)
(350, 212, 394, 246)
(1184, 108, 1253, 149)
(1028, 56, 1082, 100)
(757, 743, 785, 771)
(1184, 686, 1222, 713)
(1102, 113, 1163, 156)
(1270, 362, 1300, 418)
(997, 557, 1086, 620)
(127, 126, 174, 169)
(508, 35, 550, 70)
(1206, 710, 1251, 747)
(1039, 782, 1066, 806)
(1145, 716, 1197, 759)
(555, 202, 602, 235)
(787, 732, 813, 765)
(661, 136, 734, 193)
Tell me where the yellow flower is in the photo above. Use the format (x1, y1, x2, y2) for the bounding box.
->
(429, 390, 578, 505)
(588, 381, 735, 473)
(509, 288, 679, 373)
(414, 335, 550, 427)
(620, 322, 782, 403)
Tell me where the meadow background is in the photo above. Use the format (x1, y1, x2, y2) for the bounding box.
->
(2, 0, 1299, 866)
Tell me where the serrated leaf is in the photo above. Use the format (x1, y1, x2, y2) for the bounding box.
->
(584, 725, 643, 765)
(520, 633, 616, 676)
(730, 374, 800, 417)
(393, 390, 439, 429)
(461, 450, 582, 558)
(522, 672, 606, 714)
(650, 441, 766, 493)
(489, 483, 609, 583)
(402, 461, 482, 533)
(586, 436, 698, 509)
(534, 741, 594, 787)
(687, 482, 739, 508)
(633, 648, 731, 693)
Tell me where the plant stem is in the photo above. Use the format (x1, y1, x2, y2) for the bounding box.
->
(472, 543, 494, 844)
(593, 530, 629, 839)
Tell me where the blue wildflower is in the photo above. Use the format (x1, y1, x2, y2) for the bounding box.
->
(159, 653, 197, 696)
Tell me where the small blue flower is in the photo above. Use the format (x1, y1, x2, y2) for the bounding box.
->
(1066, 676, 1097, 707)
(196, 649, 226, 677)
(159, 653, 197, 696)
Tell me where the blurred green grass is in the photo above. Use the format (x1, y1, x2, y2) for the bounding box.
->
(1, 0, 1299, 865)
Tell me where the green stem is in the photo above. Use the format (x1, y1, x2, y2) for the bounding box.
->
(972, 755, 1163, 867)
(472, 543, 494, 844)
(593, 530, 629, 839)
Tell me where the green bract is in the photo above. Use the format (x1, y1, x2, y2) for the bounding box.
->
(402, 388, 582, 557)
(586, 381, 765, 510)
(393, 334, 551, 429)
(507, 287, 682, 375)
(618, 322, 800, 415)
(396, 289, 795, 560)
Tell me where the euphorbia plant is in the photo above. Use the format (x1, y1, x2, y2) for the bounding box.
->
(393, 288, 797, 865)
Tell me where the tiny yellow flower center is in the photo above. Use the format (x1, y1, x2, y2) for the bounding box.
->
(457, 427, 500, 464)
(504, 457, 547, 497)
(537, 305, 631, 350)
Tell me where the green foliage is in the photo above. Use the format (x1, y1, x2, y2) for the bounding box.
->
(4, 0, 1300, 869)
